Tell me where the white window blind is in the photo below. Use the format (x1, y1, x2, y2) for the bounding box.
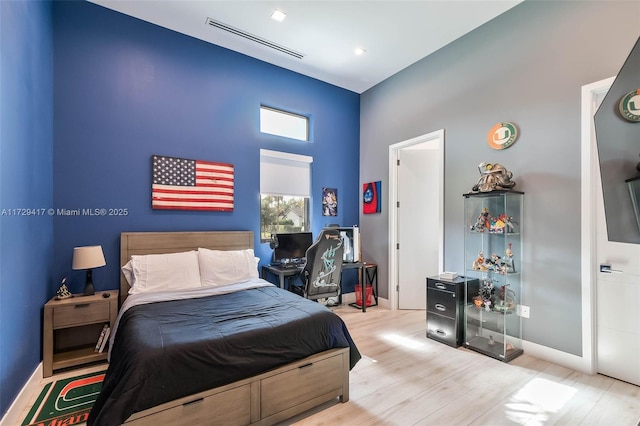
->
(260, 149, 312, 197)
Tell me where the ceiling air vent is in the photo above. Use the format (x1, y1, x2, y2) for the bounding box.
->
(206, 17, 305, 59)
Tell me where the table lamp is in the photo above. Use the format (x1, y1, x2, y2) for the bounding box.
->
(72, 245, 106, 296)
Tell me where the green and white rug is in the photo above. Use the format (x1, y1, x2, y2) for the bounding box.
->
(22, 370, 105, 426)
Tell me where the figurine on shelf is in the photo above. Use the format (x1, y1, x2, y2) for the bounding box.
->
(495, 284, 516, 313)
(471, 215, 485, 232)
(479, 278, 495, 310)
(480, 208, 491, 228)
(504, 216, 518, 233)
(472, 251, 487, 271)
(485, 252, 502, 271)
(471, 207, 491, 232)
(484, 300, 492, 312)
(490, 215, 506, 233)
(55, 278, 73, 300)
(501, 243, 516, 273)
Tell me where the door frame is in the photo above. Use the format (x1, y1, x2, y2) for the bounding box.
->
(580, 76, 615, 374)
(388, 129, 445, 310)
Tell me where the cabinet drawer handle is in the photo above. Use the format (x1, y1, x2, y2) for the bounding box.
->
(183, 398, 203, 406)
(435, 283, 447, 290)
(298, 362, 313, 369)
(436, 329, 446, 336)
(74, 304, 90, 308)
(435, 304, 446, 312)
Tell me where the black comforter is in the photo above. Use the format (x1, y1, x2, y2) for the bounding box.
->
(88, 285, 360, 426)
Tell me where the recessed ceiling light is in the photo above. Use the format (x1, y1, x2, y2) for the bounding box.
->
(271, 10, 287, 22)
(354, 47, 366, 56)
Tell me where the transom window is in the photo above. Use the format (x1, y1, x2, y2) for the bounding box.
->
(260, 106, 309, 142)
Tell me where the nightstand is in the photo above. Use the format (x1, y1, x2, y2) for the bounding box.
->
(43, 290, 118, 377)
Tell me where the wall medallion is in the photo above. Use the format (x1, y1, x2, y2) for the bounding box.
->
(619, 89, 640, 122)
(487, 122, 518, 150)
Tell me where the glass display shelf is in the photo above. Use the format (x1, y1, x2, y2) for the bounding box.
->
(463, 190, 524, 362)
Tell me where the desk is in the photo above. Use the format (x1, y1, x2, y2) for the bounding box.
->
(261, 264, 302, 290)
(261, 262, 378, 313)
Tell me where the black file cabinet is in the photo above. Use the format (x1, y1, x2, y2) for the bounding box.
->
(426, 276, 477, 348)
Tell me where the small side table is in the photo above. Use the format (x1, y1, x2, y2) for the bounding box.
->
(347, 262, 378, 312)
(43, 290, 118, 377)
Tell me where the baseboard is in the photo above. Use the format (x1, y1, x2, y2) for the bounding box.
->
(521, 340, 589, 373)
(342, 291, 355, 304)
(1, 362, 42, 426)
(375, 297, 390, 309)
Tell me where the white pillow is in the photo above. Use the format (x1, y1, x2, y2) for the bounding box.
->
(125, 250, 202, 294)
(198, 248, 259, 286)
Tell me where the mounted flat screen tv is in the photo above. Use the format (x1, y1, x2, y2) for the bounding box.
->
(273, 232, 313, 264)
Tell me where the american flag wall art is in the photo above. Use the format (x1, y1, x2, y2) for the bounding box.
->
(151, 155, 234, 211)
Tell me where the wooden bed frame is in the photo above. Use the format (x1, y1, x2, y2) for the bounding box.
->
(118, 231, 350, 425)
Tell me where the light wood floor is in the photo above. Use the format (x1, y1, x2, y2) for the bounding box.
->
(286, 306, 640, 426)
(12, 306, 640, 426)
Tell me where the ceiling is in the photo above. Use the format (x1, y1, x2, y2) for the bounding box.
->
(88, 1, 523, 94)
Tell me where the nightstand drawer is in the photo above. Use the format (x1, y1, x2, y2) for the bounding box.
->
(53, 302, 110, 328)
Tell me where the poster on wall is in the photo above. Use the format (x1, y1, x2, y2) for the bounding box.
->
(151, 155, 234, 211)
(322, 187, 338, 216)
(363, 181, 381, 214)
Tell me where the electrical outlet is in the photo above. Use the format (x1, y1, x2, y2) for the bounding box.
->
(517, 304, 530, 318)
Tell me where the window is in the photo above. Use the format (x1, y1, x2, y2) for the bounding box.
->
(260, 106, 309, 141)
(260, 150, 312, 241)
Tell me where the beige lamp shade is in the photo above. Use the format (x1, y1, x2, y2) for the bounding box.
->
(72, 245, 106, 270)
(72, 245, 106, 296)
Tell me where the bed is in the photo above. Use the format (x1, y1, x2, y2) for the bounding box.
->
(88, 231, 360, 426)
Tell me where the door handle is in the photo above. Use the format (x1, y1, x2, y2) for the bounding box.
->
(600, 264, 623, 274)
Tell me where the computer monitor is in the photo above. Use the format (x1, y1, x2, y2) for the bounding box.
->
(273, 232, 313, 264)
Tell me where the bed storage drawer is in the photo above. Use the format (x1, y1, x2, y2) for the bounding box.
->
(261, 352, 344, 419)
(125, 383, 251, 425)
(123, 348, 349, 426)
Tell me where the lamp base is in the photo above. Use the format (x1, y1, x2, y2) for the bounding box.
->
(83, 269, 95, 296)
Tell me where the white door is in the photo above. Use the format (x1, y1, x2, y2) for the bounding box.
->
(595, 178, 640, 385)
(588, 80, 640, 386)
(390, 131, 444, 310)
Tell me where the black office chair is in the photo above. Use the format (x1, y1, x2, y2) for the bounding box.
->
(300, 229, 344, 301)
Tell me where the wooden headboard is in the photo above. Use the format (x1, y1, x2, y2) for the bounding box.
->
(120, 231, 254, 306)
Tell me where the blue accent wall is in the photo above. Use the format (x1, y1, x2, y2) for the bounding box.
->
(52, 1, 360, 295)
(0, 0, 358, 416)
(0, 0, 54, 416)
